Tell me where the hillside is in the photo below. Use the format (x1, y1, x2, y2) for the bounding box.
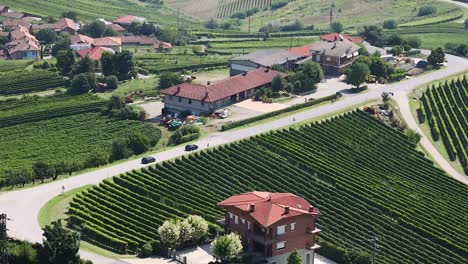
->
(68, 111, 468, 263)
(0, 0, 194, 26)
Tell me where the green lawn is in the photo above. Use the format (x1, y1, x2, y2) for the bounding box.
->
(38, 185, 93, 227)
(98, 78, 159, 99)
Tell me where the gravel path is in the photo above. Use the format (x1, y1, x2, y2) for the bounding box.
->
(1, 53, 467, 264)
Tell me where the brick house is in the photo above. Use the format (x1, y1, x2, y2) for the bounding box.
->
(160, 68, 286, 116)
(113, 15, 145, 27)
(93, 37, 122, 52)
(76, 46, 115, 72)
(218, 192, 321, 264)
(320, 33, 363, 44)
(5, 25, 39, 60)
(31, 18, 79, 35)
(308, 39, 361, 76)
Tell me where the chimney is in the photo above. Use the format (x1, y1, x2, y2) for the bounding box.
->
(207, 81, 211, 85)
(256, 64, 260, 69)
(176, 86, 181, 94)
(284, 206, 290, 214)
(309, 206, 314, 212)
(265, 66, 270, 72)
(242, 71, 248, 76)
(249, 203, 255, 212)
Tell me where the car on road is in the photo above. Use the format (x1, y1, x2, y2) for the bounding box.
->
(141, 156, 156, 164)
(185, 144, 198, 151)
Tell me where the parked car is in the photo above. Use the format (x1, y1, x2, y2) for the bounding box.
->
(141, 156, 156, 164)
(185, 144, 198, 151)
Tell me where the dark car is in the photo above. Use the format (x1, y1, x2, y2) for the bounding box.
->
(185, 144, 198, 151)
(141, 156, 156, 164)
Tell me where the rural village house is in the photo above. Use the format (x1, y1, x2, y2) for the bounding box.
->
(160, 68, 286, 115)
(31, 18, 79, 35)
(76, 47, 115, 72)
(218, 192, 321, 264)
(230, 49, 304, 76)
(308, 39, 361, 76)
(2, 25, 39, 60)
(113, 15, 145, 27)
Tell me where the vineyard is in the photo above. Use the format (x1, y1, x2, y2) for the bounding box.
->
(135, 53, 231, 73)
(68, 111, 468, 263)
(0, 60, 34, 72)
(0, 94, 106, 128)
(0, 113, 161, 173)
(419, 75, 468, 175)
(0, 70, 64, 95)
(166, 0, 294, 19)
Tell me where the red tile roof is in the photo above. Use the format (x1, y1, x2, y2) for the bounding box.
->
(94, 37, 122, 46)
(153, 41, 172, 49)
(320, 33, 363, 44)
(113, 15, 138, 25)
(110, 23, 126, 32)
(119, 36, 159, 45)
(70, 34, 95, 45)
(58, 18, 78, 32)
(160, 68, 286, 103)
(218, 192, 320, 227)
(288, 45, 312, 57)
(77, 47, 114, 61)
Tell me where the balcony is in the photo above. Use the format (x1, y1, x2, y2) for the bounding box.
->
(307, 227, 321, 234)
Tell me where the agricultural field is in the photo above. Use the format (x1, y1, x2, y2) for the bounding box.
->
(0, 0, 193, 26)
(0, 60, 34, 72)
(243, 0, 461, 32)
(135, 53, 231, 73)
(0, 94, 106, 128)
(0, 113, 161, 174)
(68, 111, 468, 264)
(418, 76, 468, 175)
(0, 70, 64, 95)
(166, 0, 295, 19)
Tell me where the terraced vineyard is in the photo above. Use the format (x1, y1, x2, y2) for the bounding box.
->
(419, 76, 468, 175)
(68, 111, 468, 263)
(0, 60, 34, 72)
(0, 70, 64, 95)
(0, 94, 106, 128)
(167, 0, 295, 19)
(136, 53, 231, 74)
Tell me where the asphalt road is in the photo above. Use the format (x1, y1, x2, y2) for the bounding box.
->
(1, 54, 467, 264)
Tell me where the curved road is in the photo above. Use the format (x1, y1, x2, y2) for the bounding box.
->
(1, 54, 467, 263)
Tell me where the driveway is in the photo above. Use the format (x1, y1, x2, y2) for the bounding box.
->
(0, 54, 467, 264)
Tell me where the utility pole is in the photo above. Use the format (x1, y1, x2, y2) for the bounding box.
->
(0, 214, 9, 264)
(370, 236, 379, 264)
(248, 15, 251, 34)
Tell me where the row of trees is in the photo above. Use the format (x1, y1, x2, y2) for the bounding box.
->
(157, 215, 209, 248)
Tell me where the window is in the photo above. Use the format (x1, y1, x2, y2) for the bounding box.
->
(228, 212, 233, 222)
(326, 57, 331, 62)
(201, 102, 205, 106)
(291, 222, 296, 232)
(241, 218, 245, 226)
(277, 225, 286, 235)
(188, 99, 192, 104)
(276, 241, 286, 250)
(178, 97, 182, 103)
(234, 215, 238, 224)
(247, 221, 251, 230)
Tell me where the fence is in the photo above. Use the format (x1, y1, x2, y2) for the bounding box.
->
(167, 248, 195, 264)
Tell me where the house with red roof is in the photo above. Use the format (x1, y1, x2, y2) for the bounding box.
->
(0, 6, 9, 16)
(320, 33, 363, 44)
(4, 25, 40, 60)
(31, 18, 79, 35)
(160, 68, 286, 115)
(218, 192, 320, 264)
(76, 47, 115, 72)
(113, 15, 145, 27)
(93, 37, 122, 52)
(70, 34, 95, 51)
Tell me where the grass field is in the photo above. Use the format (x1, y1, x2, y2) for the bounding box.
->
(67, 111, 468, 263)
(242, 0, 460, 31)
(0, 0, 194, 26)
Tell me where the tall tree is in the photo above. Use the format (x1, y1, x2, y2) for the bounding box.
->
(36, 29, 57, 59)
(287, 250, 302, 264)
(158, 72, 183, 89)
(39, 220, 80, 264)
(74, 55, 94, 75)
(116, 50, 135, 80)
(294, 61, 324, 91)
(101, 52, 117, 76)
(329, 21, 343, 33)
(271, 74, 285, 92)
(211, 233, 243, 262)
(51, 33, 70, 57)
(69, 73, 96, 94)
(427, 47, 445, 67)
(62, 11, 78, 21)
(56, 49, 76, 76)
(32, 162, 54, 183)
(358, 25, 385, 47)
(80, 21, 107, 38)
(345, 62, 370, 89)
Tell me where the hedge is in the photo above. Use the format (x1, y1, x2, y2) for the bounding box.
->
(221, 94, 337, 131)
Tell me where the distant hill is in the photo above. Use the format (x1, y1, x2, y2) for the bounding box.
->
(0, 0, 194, 26)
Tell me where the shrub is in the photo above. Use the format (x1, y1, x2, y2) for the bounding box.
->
(105, 75, 119, 90)
(383, 19, 398, 29)
(281, 20, 305, 32)
(418, 6, 437, 16)
(138, 243, 153, 258)
(169, 125, 200, 145)
(69, 73, 96, 94)
(330, 21, 343, 33)
(271, 0, 288, 10)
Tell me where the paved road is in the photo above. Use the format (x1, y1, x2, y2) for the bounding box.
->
(441, 0, 468, 9)
(1, 54, 467, 264)
(394, 92, 468, 184)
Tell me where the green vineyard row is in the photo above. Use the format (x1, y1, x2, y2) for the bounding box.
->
(419, 75, 468, 175)
(0, 70, 64, 95)
(68, 111, 468, 263)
